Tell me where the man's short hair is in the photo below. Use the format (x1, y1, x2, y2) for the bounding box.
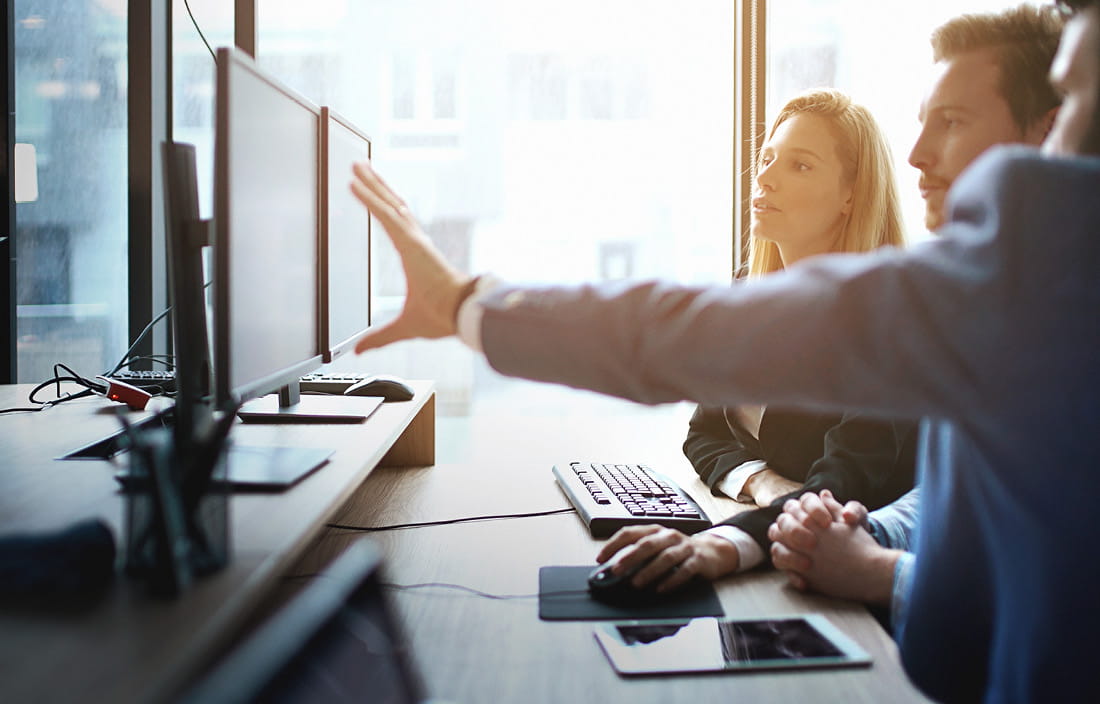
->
(931, 4, 1064, 133)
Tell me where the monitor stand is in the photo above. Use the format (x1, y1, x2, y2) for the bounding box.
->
(114, 443, 334, 492)
(60, 405, 338, 493)
(236, 382, 383, 424)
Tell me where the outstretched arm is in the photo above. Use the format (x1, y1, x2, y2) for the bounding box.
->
(351, 156, 1016, 424)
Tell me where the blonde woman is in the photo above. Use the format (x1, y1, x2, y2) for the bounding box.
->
(599, 89, 919, 589)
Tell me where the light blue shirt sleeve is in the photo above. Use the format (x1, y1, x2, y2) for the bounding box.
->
(891, 551, 916, 633)
(867, 487, 920, 551)
(865, 488, 920, 634)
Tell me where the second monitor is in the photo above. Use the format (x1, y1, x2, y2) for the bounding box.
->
(320, 107, 373, 363)
(213, 47, 378, 423)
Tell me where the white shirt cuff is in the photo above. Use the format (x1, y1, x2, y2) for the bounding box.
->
(716, 460, 768, 503)
(455, 274, 501, 353)
(706, 525, 766, 571)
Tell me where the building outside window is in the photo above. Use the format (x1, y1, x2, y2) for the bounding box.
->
(13, 0, 128, 382)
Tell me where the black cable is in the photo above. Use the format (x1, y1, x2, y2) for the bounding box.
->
(183, 0, 217, 62)
(0, 404, 51, 414)
(325, 507, 577, 532)
(1, 364, 104, 414)
(31, 364, 105, 403)
(278, 573, 589, 601)
(105, 280, 208, 377)
(381, 582, 590, 601)
(124, 354, 176, 370)
(106, 305, 172, 376)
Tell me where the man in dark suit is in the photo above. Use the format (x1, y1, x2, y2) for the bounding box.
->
(347, 3, 1100, 701)
(703, 0, 1071, 625)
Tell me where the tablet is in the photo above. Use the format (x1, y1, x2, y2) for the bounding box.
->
(593, 615, 871, 676)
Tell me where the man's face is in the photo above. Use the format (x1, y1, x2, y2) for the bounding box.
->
(1044, 7, 1100, 156)
(908, 48, 1046, 231)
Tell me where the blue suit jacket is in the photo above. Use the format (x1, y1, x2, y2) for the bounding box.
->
(478, 147, 1100, 703)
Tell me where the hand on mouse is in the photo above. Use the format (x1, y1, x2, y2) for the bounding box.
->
(595, 525, 741, 593)
(349, 161, 476, 353)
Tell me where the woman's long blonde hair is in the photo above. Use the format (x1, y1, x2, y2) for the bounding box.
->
(747, 89, 906, 278)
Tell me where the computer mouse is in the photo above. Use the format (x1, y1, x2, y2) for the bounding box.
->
(343, 375, 415, 402)
(588, 559, 663, 607)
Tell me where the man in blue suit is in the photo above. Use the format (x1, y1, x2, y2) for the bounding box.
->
(347, 2, 1100, 701)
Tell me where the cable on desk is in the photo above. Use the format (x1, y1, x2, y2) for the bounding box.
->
(0, 364, 103, 414)
(381, 582, 591, 601)
(279, 574, 590, 601)
(325, 507, 577, 532)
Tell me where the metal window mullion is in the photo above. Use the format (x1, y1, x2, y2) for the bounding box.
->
(734, 0, 765, 276)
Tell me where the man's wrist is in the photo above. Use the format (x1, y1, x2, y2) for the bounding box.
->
(451, 274, 482, 326)
(692, 531, 742, 576)
(864, 547, 905, 607)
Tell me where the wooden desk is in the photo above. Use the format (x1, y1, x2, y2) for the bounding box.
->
(0, 381, 434, 704)
(288, 407, 933, 703)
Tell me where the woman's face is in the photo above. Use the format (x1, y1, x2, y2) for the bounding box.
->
(751, 113, 854, 262)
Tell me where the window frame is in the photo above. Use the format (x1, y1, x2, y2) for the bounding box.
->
(735, 0, 765, 276)
(3, 0, 14, 382)
(127, 0, 173, 374)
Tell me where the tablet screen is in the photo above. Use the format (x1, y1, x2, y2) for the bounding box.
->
(594, 615, 871, 675)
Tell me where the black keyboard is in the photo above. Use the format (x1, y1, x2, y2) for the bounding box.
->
(106, 371, 371, 395)
(106, 370, 177, 392)
(296, 372, 370, 394)
(552, 461, 712, 538)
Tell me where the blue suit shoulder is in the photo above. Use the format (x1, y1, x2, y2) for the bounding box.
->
(942, 145, 1100, 255)
(950, 145, 1100, 215)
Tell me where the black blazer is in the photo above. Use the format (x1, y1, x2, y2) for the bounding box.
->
(683, 404, 917, 557)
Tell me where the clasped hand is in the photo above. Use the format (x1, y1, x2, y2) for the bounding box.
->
(767, 490, 898, 606)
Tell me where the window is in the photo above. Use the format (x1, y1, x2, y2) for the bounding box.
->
(170, 0, 736, 425)
(13, 0, 128, 382)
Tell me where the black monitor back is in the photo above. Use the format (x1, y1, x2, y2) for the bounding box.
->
(180, 541, 429, 704)
(162, 141, 213, 443)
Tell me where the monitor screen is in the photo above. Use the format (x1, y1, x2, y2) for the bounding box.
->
(213, 48, 323, 406)
(320, 108, 372, 362)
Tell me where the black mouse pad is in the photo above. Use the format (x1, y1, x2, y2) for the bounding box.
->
(538, 566, 724, 621)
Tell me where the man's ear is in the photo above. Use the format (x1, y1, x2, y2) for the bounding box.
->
(1032, 105, 1061, 144)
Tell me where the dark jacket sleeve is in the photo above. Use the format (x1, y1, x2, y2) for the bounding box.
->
(718, 413, 919, 557)
(683, 404, 761, 494)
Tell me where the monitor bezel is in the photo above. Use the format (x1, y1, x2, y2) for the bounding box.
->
(213, 47, 325, 408)
(319, 106, 373, 363)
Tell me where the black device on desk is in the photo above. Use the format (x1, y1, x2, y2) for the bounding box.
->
(552, 461, 712, 538)
(181, 541, 430, 704)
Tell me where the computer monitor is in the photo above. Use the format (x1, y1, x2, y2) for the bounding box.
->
(161, 141, 213, 445)
(319, 108, 372, 363)
(213, 47, 373, 423)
